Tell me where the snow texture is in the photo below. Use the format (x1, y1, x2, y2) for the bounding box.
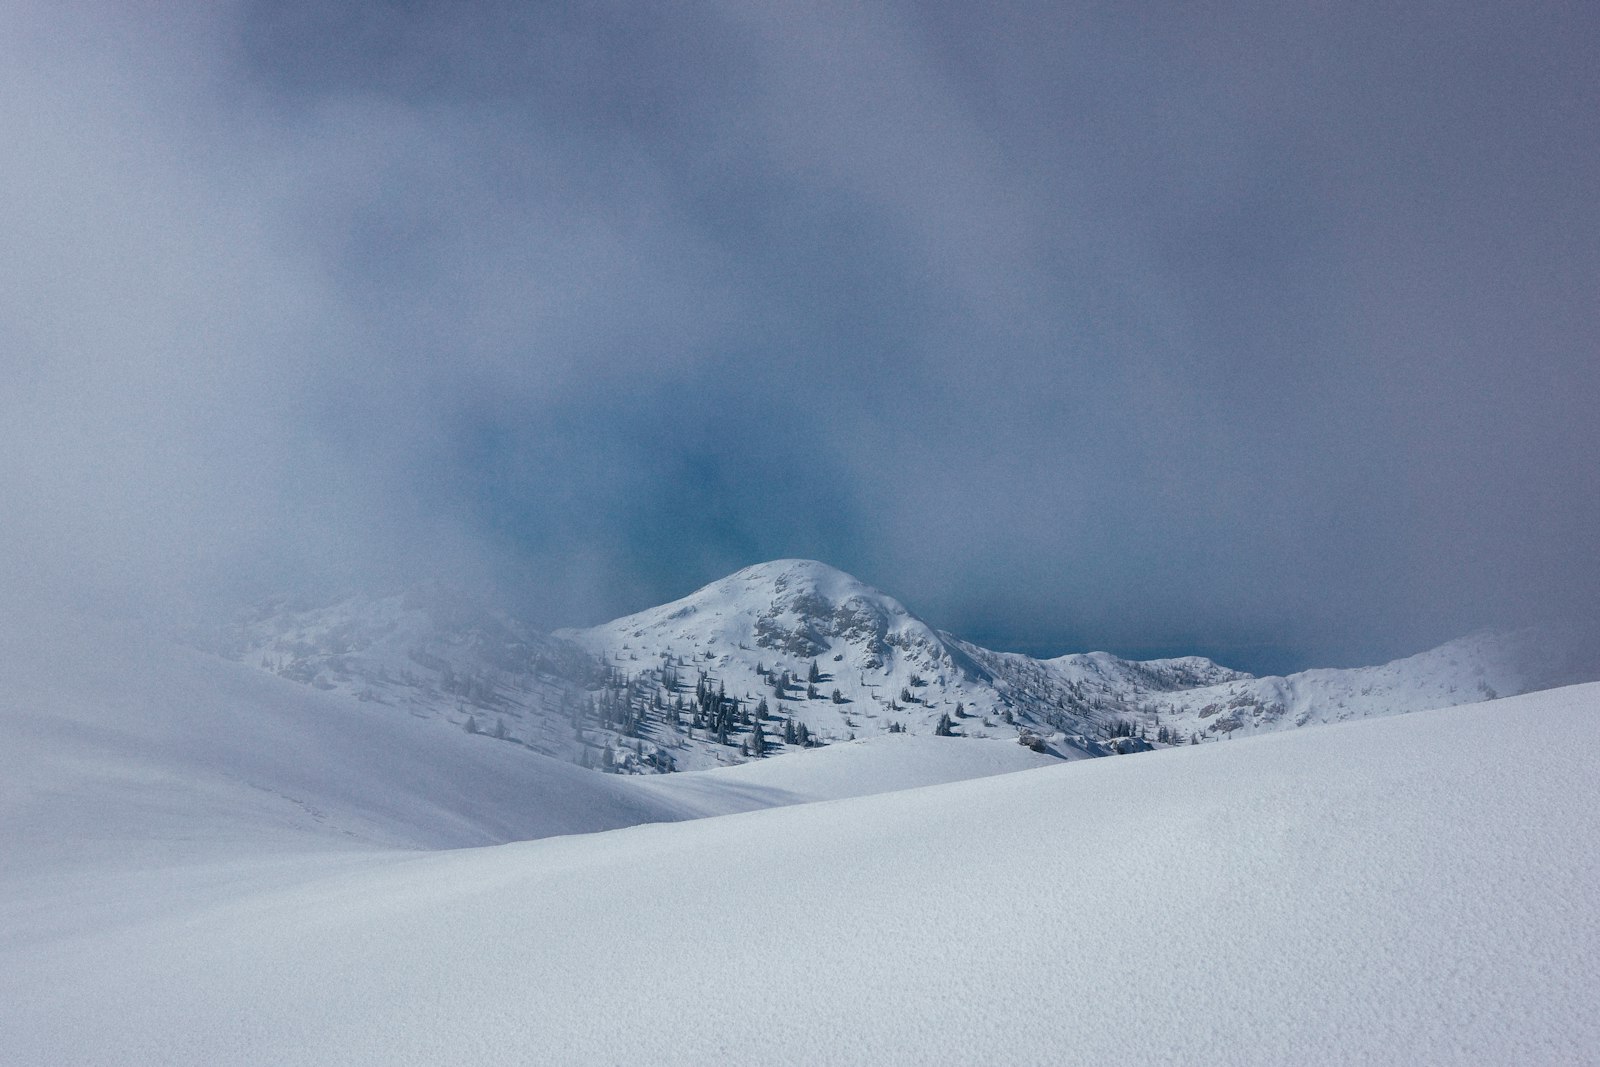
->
(4, 610, 1599, 1065)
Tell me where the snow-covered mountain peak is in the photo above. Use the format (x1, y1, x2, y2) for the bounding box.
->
(579, 558, 929, 666)
(588, 559, 921, 652)
(727, 557, 883, 592)
(559, 561, 1013, 746)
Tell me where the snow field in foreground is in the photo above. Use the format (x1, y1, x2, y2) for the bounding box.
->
(4, 664, 1597, 1065)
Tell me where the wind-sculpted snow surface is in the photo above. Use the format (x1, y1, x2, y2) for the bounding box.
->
(5, 672, 1598, 1065)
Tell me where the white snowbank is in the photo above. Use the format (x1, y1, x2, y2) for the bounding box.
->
(5, 613, 1597, 1064)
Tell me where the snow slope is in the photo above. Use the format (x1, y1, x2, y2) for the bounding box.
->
(0, 613, 684, 865)
(1, 613, 1064, 855)
(6, 650, 1598, 1064)
(0, 612, 1053, 938)
(636, 733, 1069, 818)
(224, 587, 603, 764)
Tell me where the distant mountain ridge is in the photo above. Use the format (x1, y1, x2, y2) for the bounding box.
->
(228, 559, 1585, 774)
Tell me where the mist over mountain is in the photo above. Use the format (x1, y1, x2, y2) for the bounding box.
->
(4, 1, 1598, 674)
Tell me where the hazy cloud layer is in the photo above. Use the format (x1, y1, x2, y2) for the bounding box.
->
(4, 1, 1595, 671)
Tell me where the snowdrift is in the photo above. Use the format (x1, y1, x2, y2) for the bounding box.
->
(5, 614, 1596, 1065)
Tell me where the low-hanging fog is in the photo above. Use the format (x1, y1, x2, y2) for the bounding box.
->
(4, 1, 1596, 674)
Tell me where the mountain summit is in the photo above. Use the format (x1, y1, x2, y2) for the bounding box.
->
(559, 559, 1010, 747)
(566, 560, 927, 662)
(561, 558, 963, 671)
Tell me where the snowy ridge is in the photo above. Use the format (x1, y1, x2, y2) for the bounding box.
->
(229, 560, 1587, 774)
(1146, 627, 1561, 740)
(950, 639, 1252, 748)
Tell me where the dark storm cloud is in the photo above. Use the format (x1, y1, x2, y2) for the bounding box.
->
(4, 1, 1595, 669)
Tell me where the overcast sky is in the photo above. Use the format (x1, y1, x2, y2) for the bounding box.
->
(3, 1, 1596, 673)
